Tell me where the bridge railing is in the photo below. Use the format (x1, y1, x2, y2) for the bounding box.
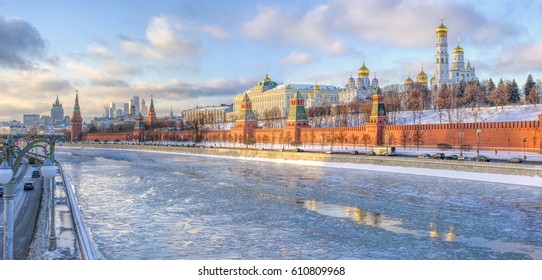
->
(55, 161, 98, 260)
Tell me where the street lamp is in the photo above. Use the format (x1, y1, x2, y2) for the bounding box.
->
(1, 135, 61, 259)
(476, 129, 481, 162)
(522, 136, 527, 160)
(459, 125, 464, 157)
(41, 158, 57, 251)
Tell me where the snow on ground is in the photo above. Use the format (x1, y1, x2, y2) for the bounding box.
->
(394, 104, 542, 125)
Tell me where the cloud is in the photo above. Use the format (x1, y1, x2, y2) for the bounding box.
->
(202, 24, 230, 39)
(241, 0, 521, 51)
(279, 52, 313, 65)
(122, 15, 203, 61)
(493, 41, 542, 75)
(241, 5, 349, 54)
(0, 16, 47, 69)
(86, 43, 112, 57)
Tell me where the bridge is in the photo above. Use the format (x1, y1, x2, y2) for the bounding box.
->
(0, 135, 96, 260)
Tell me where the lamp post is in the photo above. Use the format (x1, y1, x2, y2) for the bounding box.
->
(508, 138, 510, 155)
(476, 129, 481, 162)
(522, 136, 527, 160)
(1, 135, 61, 259)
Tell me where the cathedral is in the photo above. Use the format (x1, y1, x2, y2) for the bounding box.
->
(430, 16, 477, 89)
(339, 61, 379, 103)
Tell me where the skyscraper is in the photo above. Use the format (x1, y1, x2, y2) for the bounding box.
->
(50, 95, 64, 123)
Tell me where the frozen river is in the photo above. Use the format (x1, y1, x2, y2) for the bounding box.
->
(56, 147, 542, 259)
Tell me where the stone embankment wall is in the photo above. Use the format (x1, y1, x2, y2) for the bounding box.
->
(64, 143, 542, 177)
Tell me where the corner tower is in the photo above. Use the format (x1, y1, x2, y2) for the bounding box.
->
(70, 90, 83, 141)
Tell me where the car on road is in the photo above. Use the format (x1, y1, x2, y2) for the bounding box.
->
(445, 154, 459, 160)
(32, 170, 41, 178)
(507, 158, 524, 163)
(418, 153, 431, 159)
(431, 153, 445, 159)
(24, 182, 34, 191)
(474, 155, 491, 162)
(0, 185, 3, 197)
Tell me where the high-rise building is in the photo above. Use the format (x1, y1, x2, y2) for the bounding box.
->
(141, 99, 148, 117)
(50, 95, 64, 123)
(129, 96, 140, 115)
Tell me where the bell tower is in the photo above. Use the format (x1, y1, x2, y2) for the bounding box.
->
(284, 91, 310, 144)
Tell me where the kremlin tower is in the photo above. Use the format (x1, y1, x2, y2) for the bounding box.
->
(147, 95, 157, 126)
(70, 90, 83, 141)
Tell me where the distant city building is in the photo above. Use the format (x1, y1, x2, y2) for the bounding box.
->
(23, 114, 40, 127)
(123, 103, 129, 114)
(129, 96, 140, 115)
(182, 104, 233, 125)
(231, 74, 339, 120)
(103, 106, 110, 118)
(141, 99, 148, 117)
(50, 95, 64, 123)
(338, 61, 379, 103)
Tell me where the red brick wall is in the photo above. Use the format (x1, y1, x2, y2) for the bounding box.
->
(79, 117, 542, 153)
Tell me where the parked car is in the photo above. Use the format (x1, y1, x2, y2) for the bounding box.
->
(507, 158, 524, 163)
(349, 150, 359, 155)
(445, 154, 458, 160)
(418, 153, 431, 159)
(293, 148, 304, 152)
(324, 150, 334, 154)
(32, 170, 40, 178)
(24, 182, 34, 191)
(431, 153, 445, 159)
(474, 155, 491, 162)
(0, 185, 3, 197)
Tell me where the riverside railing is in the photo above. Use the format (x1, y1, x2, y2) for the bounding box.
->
(55, 160, 98, 260)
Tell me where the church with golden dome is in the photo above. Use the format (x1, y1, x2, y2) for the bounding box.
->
(339, 61, 379, 103)
(430, 16, 477, 89)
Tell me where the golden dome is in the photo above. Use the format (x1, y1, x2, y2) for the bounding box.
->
(263, 73, 271, 82)
(314, 83, 320, 91)
(358, 61, 370, 77)
(404, 76, 414, 86)
(453, 38, 464, 54)
(436, 17, 448, 37)
(417, 67, 428, 84)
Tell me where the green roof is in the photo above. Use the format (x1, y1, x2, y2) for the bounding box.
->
(287, 91, 308, 121)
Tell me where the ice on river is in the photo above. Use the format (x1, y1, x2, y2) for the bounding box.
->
(55, 148, 542, 260)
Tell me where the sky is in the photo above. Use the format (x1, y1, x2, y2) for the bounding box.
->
(1, 0, 542, 121)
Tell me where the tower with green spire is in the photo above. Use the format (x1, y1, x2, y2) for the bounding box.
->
(147, 95, 157, 125)
(284, 91, 310, 144)
(231, 93, 259, 146)
(366, 87, 388, 146)
(70, 90, 83, 141)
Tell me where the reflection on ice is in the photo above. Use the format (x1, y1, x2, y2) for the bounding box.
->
(56, 147, 542, 260)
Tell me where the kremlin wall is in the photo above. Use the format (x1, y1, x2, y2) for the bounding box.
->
(75, 89, 542, 154)
(72, 17, 542, 154)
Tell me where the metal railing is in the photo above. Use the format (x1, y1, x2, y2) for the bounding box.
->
(55, 160, 98, 260)
(30, 152, 98, 260)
